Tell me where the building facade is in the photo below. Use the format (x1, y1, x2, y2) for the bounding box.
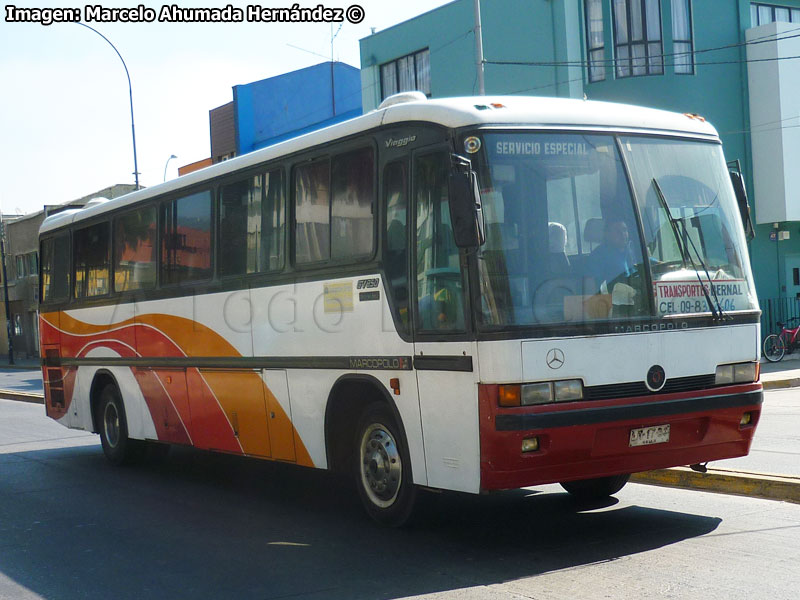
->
(0, 184, 136, 359)
(359, 0, 800, 329)
(180, 61, 362, 176)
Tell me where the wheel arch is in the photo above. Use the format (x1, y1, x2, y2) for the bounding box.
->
(89, 369, 120, 434)
(324, 374, 408, 475)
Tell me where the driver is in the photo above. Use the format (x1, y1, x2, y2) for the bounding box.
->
(589, 218, 635, 288)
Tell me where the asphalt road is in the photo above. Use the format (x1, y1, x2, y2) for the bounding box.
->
(1, 399, 799, 600)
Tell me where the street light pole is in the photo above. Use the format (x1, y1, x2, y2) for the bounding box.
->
(0, 216, 14, 365)
(474, 0, 485, 95)
(75, 22, 140, 189)
(163, 154, 177, 182)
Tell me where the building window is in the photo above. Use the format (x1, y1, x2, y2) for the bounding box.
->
(751, 3, 800, 25)
(672, 0, 694, 74)
(584, 0, 606, 82)
(380, 49, 430, 100)
(15, 255, 26, 279)
(613, 0, 664, 78)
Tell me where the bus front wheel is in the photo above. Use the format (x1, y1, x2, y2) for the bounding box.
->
(354, 403, 416, 527)
(560, 474, 630, 500)
(97, 384, 137, 466)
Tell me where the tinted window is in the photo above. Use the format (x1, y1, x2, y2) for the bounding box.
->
(384, 161, 409, 334)
(219, 170, 285, 276)
(415, 152, 465, 332)
(41, 234, 70, 302)
(332, 148, 374, 259)
(114, 206, 157, 292)
(220, 175, 261, 277)
(161, 190, 213, 284)
(74, 222, 111, 298)
(261, 169, 286, 271)
(295, 159, 330, 264)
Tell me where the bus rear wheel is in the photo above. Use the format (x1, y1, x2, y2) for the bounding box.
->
(97, 384, 137, 466)
(354, 403, 416, 527)
(560, 474, 630, 500)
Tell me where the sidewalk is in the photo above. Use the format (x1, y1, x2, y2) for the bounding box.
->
(0, 357, 40, 371)
(759, 354, 800, 389)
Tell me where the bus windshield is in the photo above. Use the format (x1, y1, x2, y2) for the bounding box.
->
(472, 132, 757, 329)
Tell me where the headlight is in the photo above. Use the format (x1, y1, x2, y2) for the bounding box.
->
(716, 362, 757, 385)
(521, 382, 552, 405)
(497, 379, 584, 407)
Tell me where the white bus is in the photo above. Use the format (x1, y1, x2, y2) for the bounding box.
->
(39, 94, 762, 525)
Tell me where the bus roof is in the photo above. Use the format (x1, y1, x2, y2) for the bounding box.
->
(40, 95, 719, 235)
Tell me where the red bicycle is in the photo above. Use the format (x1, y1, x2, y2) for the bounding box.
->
(763, 318, 800, 362)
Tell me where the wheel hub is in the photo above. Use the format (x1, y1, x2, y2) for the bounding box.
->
(104, 402, 120, 448)
(360, 424, 402, 508)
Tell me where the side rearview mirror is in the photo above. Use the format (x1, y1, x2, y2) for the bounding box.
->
(448, 154, 485, 248)
(729, 169, 755, 241)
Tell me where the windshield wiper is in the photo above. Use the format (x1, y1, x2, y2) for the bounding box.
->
(652, 178, 725, 319)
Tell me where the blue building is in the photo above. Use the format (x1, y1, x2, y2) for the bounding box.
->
(359, 1, 800, 327)
(234, 61, 362, 154)
(192, 61, 362, 171)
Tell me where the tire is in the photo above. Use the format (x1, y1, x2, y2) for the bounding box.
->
(763, 334, 786, 362)
(560, 474, 630, 500)
(354, 403, 417, 527)
(97, 384, 138, 466)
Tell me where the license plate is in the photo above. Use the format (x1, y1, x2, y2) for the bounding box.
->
(629, 424, 670, 447)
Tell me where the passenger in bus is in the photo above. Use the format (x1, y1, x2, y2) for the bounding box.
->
(547, 221, 570, 273)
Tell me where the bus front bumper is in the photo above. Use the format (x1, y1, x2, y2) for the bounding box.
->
(478, 383, 763, 491)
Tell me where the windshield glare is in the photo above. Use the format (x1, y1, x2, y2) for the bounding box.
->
(621, 137, 757, 317)
(473, 132, 757, 330)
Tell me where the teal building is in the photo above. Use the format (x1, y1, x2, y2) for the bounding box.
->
(360, 1, 800, 331)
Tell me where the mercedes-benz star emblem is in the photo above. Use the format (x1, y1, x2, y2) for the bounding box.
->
(546, 348, 565, 369)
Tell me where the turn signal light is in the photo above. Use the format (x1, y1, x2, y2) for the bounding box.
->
(740, 412, 753, 426)
(499, 385, 522, 407)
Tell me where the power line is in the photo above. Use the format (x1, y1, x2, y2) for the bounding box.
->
(485, 27, 800, 69)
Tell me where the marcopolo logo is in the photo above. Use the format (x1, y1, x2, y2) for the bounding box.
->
(348, 356, 411, 370)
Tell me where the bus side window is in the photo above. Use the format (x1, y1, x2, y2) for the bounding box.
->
(383, 160, 409, 334)
(414, 152, 465, 332)
(332, 147, 374, 259)
(219, 175, 262, 277)
(294, 159, 331, 264)
(262, 169, 286, 271)
(41, 234, 70, 302)
(114, 206, 157, 292)
(160, 190, 213, 285)
(74, 222, 110, 298)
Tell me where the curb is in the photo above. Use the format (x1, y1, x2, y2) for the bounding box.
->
(761, 377, 800, 390)
(0, 390, 45, 404)
(631, 466, 800, 504)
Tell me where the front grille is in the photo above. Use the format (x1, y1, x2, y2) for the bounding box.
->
(584, 374, 717, 401)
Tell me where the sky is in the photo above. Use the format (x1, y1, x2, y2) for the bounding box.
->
(0, 0, 454, 216)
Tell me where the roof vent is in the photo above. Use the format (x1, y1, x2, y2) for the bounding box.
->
(83, 197, 110, 210)
(378, 91, 427, 110)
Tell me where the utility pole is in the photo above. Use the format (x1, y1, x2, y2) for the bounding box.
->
(474, 0, 485, 95)
(0, 216, 14, 365)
